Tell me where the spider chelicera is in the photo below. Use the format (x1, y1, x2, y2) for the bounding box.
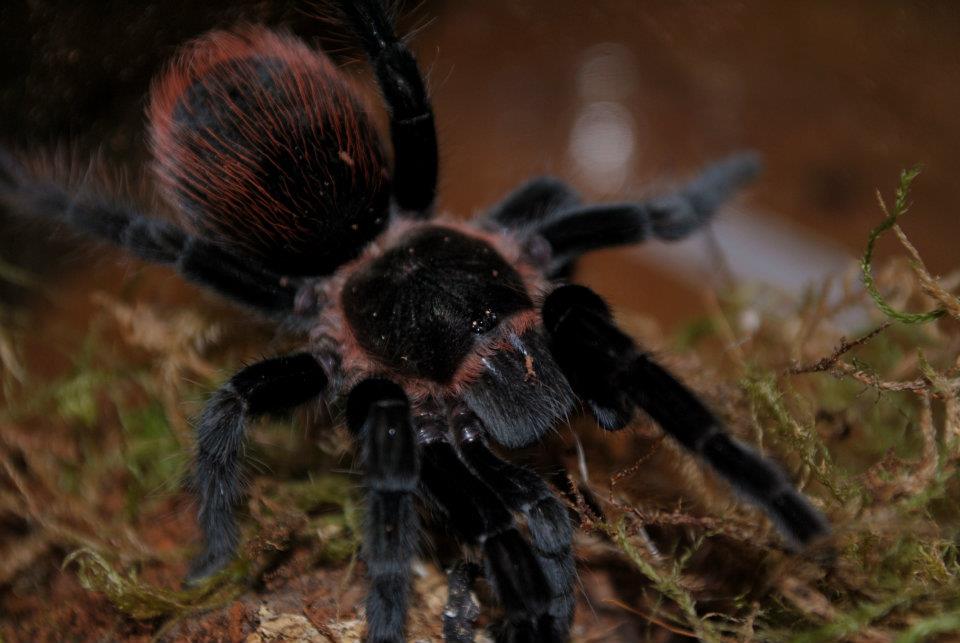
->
(0, 1, 829, 641)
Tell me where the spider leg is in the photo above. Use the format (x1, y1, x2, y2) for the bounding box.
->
(484, 176, 581, 229)
(534, 152, 760, 276)
(443, 560, 481, 643)
(451, 403, 577, 640)
(414, 402, 560, 643)
(0, 151, 298, 315)
(542, 284, 830, 548)
(336, 0, 438, 216)
(186, 353, 329, 583)
(346, 379, 420, 643)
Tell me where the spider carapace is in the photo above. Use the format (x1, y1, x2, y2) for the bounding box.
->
(0, 1, 829, 641)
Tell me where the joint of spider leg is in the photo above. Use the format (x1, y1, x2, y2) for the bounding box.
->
(520, 234, 553, 271)
(362, 402, 419, 492)
(311, 345, 342, 391)
(346, 379, 408, 438)
(543, 284, 611, 334)
(293, 285, 322, 316)
(688, 423, 723, 454)
(448, 402, 484, 444)
(219, 382, 248, 415)
(413, 399, 448, 445)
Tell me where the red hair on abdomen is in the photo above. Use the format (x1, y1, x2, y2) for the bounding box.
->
(148, 27, 390, 276)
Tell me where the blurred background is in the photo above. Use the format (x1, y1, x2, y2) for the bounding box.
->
(1, 0, 958, 327)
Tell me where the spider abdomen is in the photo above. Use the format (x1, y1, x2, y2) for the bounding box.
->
(149, 28, 390, 276)
(341, 227, 533, 383)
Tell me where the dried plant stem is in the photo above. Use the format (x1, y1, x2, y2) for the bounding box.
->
(891, 222, 960, 322)
(789, 322, 892, 375)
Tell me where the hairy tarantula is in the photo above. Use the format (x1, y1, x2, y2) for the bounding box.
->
(0, 1, 829, 641)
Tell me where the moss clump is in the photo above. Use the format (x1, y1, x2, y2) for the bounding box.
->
(64, 548, 247, 619)
(593, 168, 960, 641)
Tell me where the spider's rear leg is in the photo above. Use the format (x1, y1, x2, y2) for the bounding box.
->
(336, 0, 438, 215)
(542, 284, 830, 548)
(0, 151, 298, 315)
(507, 152, 760, 277)
(187, 353, 330, 583)
(347, 380, 420, 643)
(414, 401, 559, 643)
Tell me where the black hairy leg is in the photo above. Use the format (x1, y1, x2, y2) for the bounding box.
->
(188, 353, 329, 583)
(442, 560, 481, 643)
(485, 176, 581, 229)
(0, 151, 298, 315)
(533, 152, 760, 275)
(336, 0, 438, 215)
(452, 403, 577, 640)
(542, 284, 830, 548)
(415, 402, 561, 643)
(347, 380, 420, 643)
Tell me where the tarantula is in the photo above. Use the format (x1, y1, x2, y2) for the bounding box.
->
(0, 1, 829, 641)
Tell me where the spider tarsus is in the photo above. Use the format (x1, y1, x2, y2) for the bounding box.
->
(648, 150, 762, 239)
(443, 560, 481, 643)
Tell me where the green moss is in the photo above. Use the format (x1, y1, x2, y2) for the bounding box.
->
(589, 169, 960, 640)
(118, 402, 188, 517)
(673, 316, 717, 351)
(53, 369, 113, 428)
(789, 597, 908, 643)
(740, 370, 851, 501)
(861, 166, 945, 324)
(64, 549, 246, 619)
(894, 607, 960, 643)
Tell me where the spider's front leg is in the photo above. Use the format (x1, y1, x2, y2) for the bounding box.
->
(187, 353, 330, 583)
(542, 285, 830, 548)
(484, 152, 759, 277)
(346, 380, 421, 643)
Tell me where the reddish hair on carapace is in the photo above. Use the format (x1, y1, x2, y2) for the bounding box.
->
(148, 27, 390, 276)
